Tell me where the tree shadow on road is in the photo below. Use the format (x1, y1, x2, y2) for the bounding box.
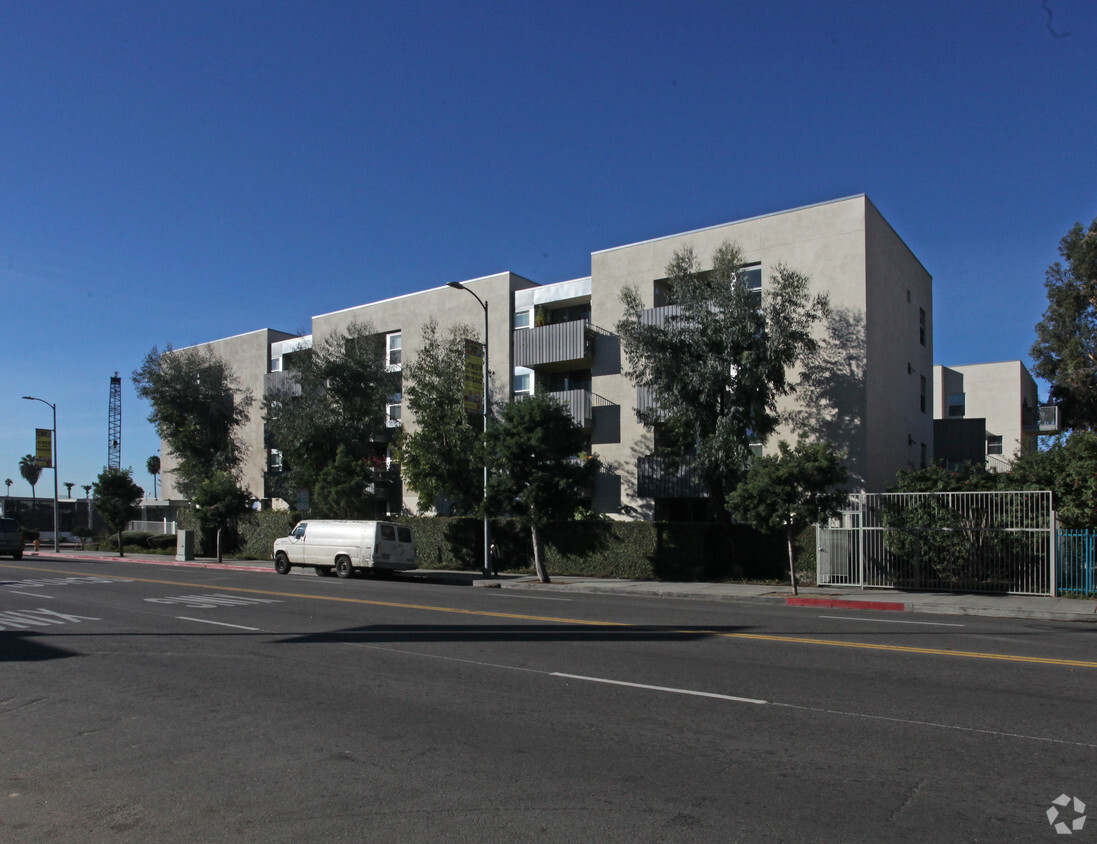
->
(273, 623, 755, 645)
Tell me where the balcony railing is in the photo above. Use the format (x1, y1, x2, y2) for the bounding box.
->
(513, 320, 595, 368)
(637, 455, 709, 499)
(1022, 404, 1061, 433)
(264, 370, 301, 397)
(546, 389, 593, 429)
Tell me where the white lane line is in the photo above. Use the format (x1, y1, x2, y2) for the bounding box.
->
(819, 615, 965, 627)
(489, 593, 572, 602)
(551, 672, 768, 705)
(176, 616, 263, 631)
(6, 591, 56, 599)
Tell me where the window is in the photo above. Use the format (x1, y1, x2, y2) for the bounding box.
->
(379, 524, 396, 541)
(270, 357, 282, 372)
(987, 435, 1004, 455)
(948, 392, 965, 418)
(920, 443, 927, 469)
(920, 375, 926, 413)
(919, 308, 926, 346)
(386, 332, 402, 368)
(386, 390, 402, 425)
(269, 450, 283, 472)
(740, 265, 762, 310)
(513, 309, 531, 330)
(513, 373, 532, 397)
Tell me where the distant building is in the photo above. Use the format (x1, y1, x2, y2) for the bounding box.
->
(160, 194, 933, 516)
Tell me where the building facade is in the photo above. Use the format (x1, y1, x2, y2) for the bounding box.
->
(160, 195, 933, 515)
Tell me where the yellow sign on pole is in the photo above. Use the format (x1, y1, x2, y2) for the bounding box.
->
(35, 428, 53, 468)
(462, 338, 485, 412)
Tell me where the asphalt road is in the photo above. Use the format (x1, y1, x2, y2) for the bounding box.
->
(3, 555, 1096, 842)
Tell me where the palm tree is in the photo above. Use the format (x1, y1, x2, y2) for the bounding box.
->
(64, 481, 75, 499)
(81, 484, 92, 499)
(146, 455, 161, 499)
(18, 455, 42, 502)
(4, 478, 11, 497)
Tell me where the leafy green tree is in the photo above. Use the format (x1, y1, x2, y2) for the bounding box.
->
(890, 462, 1003, 493)
(133, 346, 253, 498)
(19, 455, 42, 501)
(192, 471, 253, 562)
(1031, 216, 1097, 430)
(617, 241, 827, 519)
(263, 322, 394, 497)
(726, 439, 848, 594)
(309, 444, 383, 519)
(1008, 432, 1097, 527)
(146, 455, 161, 499)
(92, 467, 144, 557)
(393, 319, 482, 514)
(485, 393, 599, 583)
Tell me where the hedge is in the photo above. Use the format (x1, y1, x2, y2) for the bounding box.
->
(404, 516, 787, 581)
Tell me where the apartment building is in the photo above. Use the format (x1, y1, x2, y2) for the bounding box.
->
(933, 361, 1057, 469)
(160, 195, 933, 516)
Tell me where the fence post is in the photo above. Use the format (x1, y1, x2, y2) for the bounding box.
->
(858, 492, 866, 590)
(1049, 508, 1058, 598)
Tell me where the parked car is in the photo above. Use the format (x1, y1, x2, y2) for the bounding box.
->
(273, 519, 417, 578)
(0, 517, 25, 559)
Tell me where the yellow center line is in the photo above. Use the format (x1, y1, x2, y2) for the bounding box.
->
(5, 561, 1097, 669)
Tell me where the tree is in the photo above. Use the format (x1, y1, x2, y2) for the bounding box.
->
(1031, 216, 1097, 430)
(485, 394, 599, 583)
(81, 484, 92, 499)
(192, 471, 253, 562)
(19, 455, 42, 501)
(4, 478, 11, 497)
(133, 346, 253, 498)
(1007, 432, 1097, 528)
(263, 321, 394, 497)
(310, 444, 382, 519)
(92, 467, 143, 557)
(393, 319, 482, 514)
(617, 241, 827, 518)
(146, 455, 161, 499)
(64, 481, 75, 499)
(726, 439, 848, 594)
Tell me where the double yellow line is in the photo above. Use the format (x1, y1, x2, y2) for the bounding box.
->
(6, 561, 1097, 669)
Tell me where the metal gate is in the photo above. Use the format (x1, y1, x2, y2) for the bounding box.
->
(817, 491, 1056, 596)
(1057, 530, 1096, 596)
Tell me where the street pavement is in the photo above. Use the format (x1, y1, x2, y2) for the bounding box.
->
(23, 547, 1097, 623)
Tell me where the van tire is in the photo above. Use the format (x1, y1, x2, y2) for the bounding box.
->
(274, 553, 292, 575)
(315, 566, 334, 577)
(335, 556, 354, 578)
(12, 550, 23, 560)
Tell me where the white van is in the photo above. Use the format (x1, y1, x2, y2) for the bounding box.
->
(272, 520, 417, 578)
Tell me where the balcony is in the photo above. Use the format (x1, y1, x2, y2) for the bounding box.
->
(546, 389, 593, 430)
(1022, 404, 1061, 433)
(264, 370, 301, 397)
(637, 455, 710, 499)
(513, 320, 595, 369)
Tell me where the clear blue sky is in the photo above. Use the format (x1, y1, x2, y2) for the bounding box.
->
(2, 0, 1094, 498)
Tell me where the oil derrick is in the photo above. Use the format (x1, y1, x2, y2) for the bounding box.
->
(108, 372, 122, 469)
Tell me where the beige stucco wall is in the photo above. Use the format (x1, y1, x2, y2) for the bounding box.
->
(933, 361, 1038, 461)
(160, 328, 299, 501)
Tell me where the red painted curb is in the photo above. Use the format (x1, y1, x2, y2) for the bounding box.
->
(786, 596, 906, 612)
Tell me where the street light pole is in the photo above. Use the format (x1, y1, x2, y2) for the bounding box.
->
(22, 395, 59, 553)
(447, 281, 491, 577)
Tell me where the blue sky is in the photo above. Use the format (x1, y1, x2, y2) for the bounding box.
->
(2, 0, 1095, 497)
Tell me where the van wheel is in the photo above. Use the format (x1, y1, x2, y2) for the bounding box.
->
(315, 566, 334, 577)
(335, 556, 354, 578)
(274, 553, 292, 575)
(12, 550, 23, 561)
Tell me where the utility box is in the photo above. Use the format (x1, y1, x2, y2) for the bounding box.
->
(176, 530, 195, 561)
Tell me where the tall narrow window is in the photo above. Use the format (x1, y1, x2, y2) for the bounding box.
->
(919, 308, 926, 346)
(386, 332, 402, 368)
(948, 392, 965, 418)
(920, 443, 927, 469)
(920, 375, 926, 413)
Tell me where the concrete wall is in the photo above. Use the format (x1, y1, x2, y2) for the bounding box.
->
(933, 361, 1039, 462)
(160, 328, 299, 501)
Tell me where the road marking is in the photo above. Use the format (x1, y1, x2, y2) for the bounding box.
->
(488, 593, 572, 602)
(5, 562, 1096, 670)
(818, 615, 966, 627)
(551, 672, 768, 704)
(176, 617, 263, 631)
(6, 591, 56, 599)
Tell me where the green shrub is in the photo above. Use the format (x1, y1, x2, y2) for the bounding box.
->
(22, 528, 40, 542)
(148, 533, 178, 550)
(405, 516, 786, 581)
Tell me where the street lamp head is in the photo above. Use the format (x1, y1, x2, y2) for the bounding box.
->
(446, 281, 465, 290)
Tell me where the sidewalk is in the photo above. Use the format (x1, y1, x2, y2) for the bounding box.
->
(20, 549, 1097, 624)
